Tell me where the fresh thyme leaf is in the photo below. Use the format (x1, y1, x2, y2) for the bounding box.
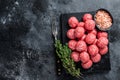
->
(55, 40, 81, 78)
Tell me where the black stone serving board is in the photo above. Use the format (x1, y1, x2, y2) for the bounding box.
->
(60, 11, 111, 74)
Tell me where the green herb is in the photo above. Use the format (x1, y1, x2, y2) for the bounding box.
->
(55, 40, 81, 78)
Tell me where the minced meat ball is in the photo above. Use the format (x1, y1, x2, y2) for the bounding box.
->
(91, 53, 101, 63)
(99, 46, 108, 55)
(88, 45, 99, 56)
(68, 40, 77, 50)
(71, 51, 80, 62)
(77, 22, 85, 27)
(79, 52, 90, 63)
(68, 16, 79, 28)
(75, 27, 85, 38)
(83, 13, 93, 21)
(67, 29, 75, 39)
(76, 40, 87, 52)
(85, 20, 95, 30)
(81, 60, 93, 69)
(85, 33, 96, 44)
(97, 31, 108, 38)
(97, 37, 108, 48)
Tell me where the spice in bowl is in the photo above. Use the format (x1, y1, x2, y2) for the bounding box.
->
(95, 9, 113, 31)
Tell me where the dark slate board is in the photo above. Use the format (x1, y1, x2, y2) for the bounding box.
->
(60, 11, 111, 74)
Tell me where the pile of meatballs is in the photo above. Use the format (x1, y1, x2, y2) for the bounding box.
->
(67, 13, 109, 69)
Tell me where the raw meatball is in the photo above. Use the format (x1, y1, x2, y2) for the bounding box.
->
(91, 53, 101, 63)
(76, 40, 87, 52)
(97, 31, 108, 38)
(85, 20, 95, 30)
(77, 22, 85, 27)
(80, 34, 86, 41)
(71, 51, 80, 62)
(93, 39, 98, 45)
(68, 40, 77, 50)
(68, 16, 79, 28)
(88, 45, 99, 56)
(99, 46, 108, 55)
(67, 29, 75, 39)
(85, 33, 96, 44)
(75, 27, 85, 38)
(83, 13, 93, 21)
(88, 29, 97, 35)
(81, 60, 93, 69)
(79, 52, 90, 63)
(97, 37, 108, 48)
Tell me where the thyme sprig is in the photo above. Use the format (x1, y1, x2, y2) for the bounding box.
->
(55, 40, 81, 78)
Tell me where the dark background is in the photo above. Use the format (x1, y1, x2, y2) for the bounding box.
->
(0, 0, 120, 80)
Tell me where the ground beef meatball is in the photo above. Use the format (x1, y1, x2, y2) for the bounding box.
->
(91, 53, 101, 63)
(79, 52, 90, 63)
(68, 40, 77, 50)
(76, 40, 87, 52)
(81, 60, 93, 69)
(85, 33, 96, 44)
(67, 29, 75, 39)
(97, 31, 108, 38)
(71, 51, 80, 62)
(68, 16, 79, 28)
(83, 13, 93, 21)
(75, 27, 85, 38)
(77, 22, 85, 27)
(99, 46, 108, 55)
(88, 29, 97, 35)
(85, 20, 95, 30)
(88, 45, 99, 56)
(97, 37, 108, 48)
